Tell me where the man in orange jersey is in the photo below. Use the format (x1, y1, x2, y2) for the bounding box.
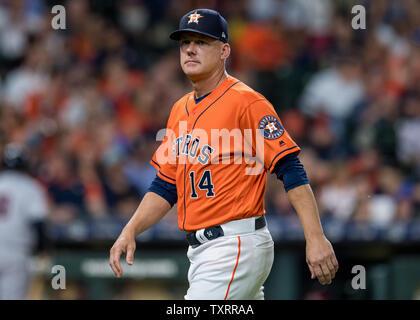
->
(109, 9, 339, 300)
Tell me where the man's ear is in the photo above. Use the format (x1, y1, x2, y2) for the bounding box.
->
(221, 43, 231, 60)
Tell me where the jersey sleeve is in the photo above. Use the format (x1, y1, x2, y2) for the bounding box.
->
(150, 116, 178, 185)
(240, 98, 301, 173)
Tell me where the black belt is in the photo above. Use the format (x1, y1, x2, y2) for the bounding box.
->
(186, 215, 266, 247)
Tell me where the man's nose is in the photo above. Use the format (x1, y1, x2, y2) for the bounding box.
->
(186, 42, 197, 54)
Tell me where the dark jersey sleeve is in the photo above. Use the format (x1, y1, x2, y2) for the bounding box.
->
(147, 174, 178, 207)
(273, 153, 309, 192)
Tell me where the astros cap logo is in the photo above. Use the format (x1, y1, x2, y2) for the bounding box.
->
(169, 9, 229, 43)
(188, 11, 203, 24)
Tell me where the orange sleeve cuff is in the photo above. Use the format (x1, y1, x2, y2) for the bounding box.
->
(150, 160, 176, 184)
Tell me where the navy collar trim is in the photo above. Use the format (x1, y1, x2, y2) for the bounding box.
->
(194, 91, 212, 104)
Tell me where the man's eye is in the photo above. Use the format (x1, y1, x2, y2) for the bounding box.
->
(197, 40, 205, 45)
(181, 40, 190, 45)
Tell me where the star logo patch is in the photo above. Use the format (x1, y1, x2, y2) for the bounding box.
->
(258, 115, 284, 140)
(188, 11, 203, 24)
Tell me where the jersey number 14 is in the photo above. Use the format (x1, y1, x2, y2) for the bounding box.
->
(189, 170, 215, 198)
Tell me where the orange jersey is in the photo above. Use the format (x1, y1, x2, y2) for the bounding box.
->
(150, 75, 300, 231)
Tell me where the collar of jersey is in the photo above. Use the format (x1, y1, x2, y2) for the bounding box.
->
(188, 75, 238, 114)
(194, 91, 212, 104)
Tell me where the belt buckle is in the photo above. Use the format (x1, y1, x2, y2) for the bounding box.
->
(204, 226, 224, 240)
(194, 225, 224, 245)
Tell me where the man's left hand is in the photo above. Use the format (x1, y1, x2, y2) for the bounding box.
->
(306, 235, 339, 285)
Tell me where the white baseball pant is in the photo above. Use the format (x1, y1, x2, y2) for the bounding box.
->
(184, 220, 274, 300)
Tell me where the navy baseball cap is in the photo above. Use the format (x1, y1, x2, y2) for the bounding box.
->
(170, 9, 229, 43)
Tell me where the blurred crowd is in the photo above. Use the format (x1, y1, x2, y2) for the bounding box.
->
(0, 0, 420, 242)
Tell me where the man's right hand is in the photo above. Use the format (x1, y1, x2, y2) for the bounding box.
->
(109, 229, 136, 278)
(108, 192, 172, 277)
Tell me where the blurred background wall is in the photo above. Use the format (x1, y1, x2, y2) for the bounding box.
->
(0, 0, 420, 299)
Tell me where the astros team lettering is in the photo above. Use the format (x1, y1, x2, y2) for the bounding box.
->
(174, 134, 214, 165)
(156, 121, 266, 174)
